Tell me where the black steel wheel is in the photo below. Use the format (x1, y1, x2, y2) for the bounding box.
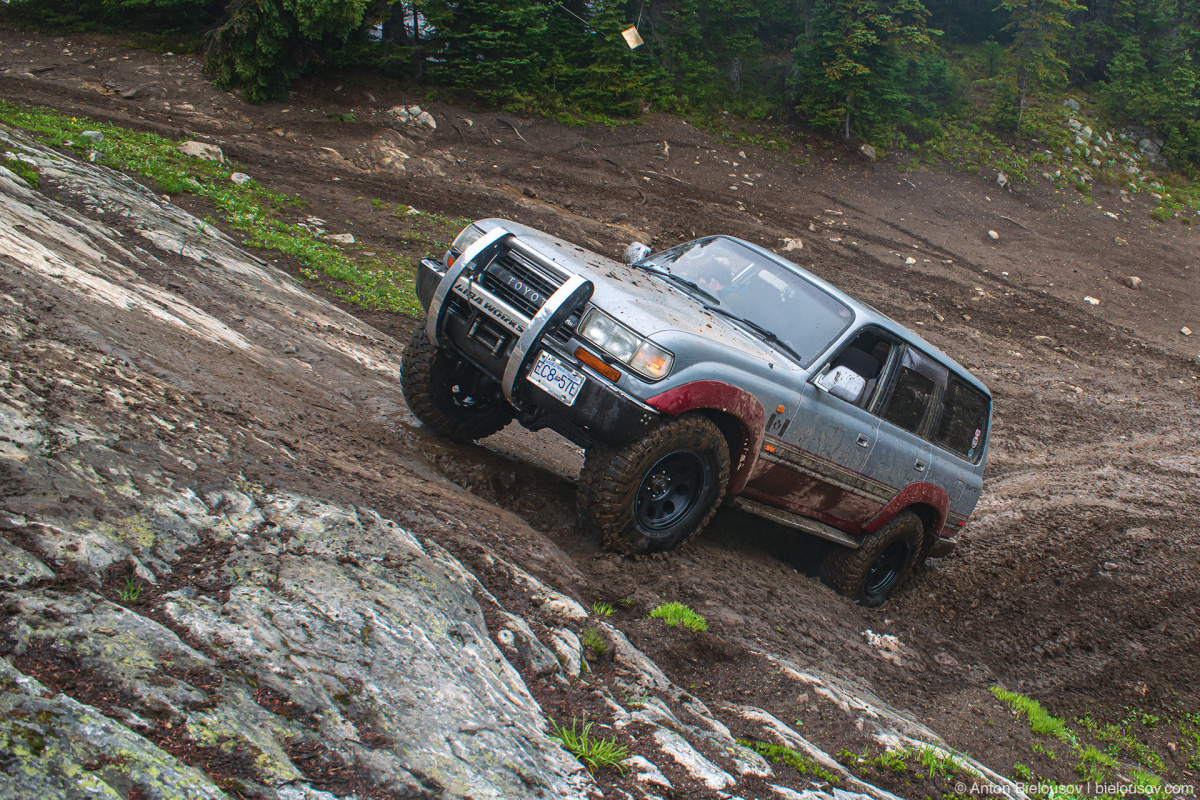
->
(578, 415, 730, 555)
(400, 325, 513, 443)
(821, 510, 925, 607)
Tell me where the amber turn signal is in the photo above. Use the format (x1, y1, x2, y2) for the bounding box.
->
(574, 347, 622, 383)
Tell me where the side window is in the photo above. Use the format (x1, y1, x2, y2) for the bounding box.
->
(934, 379, 990, 462)
(880, 367, 936, 433)
(816, 329, 894, 408)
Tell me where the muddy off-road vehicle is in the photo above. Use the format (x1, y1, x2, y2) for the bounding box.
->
(402, 219, 992, 605)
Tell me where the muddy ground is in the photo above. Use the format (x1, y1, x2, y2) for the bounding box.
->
(1, 27, 1199, 796)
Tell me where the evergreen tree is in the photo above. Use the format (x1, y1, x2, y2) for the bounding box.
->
(422, 0, 550, 104)
(997, 0, 1083, 131)
(791, 0, 937, 140)
(206, 0, 384, 102)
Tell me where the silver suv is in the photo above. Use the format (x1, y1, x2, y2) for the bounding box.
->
(402, 219, 991, 605)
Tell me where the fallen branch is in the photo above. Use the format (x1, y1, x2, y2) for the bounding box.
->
(495, 118, 526, 142)
(1000, 215, 1029, 230)
(641, 170, 688, 185)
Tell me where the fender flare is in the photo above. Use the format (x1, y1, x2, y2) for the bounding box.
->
(647, 380, 765, 494)
(864, 482, 950, 537)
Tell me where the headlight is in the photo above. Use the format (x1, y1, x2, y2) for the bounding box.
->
(578, 308, 674, 380)
(630, 341, 674, 380)
(447, 224, 485, 266)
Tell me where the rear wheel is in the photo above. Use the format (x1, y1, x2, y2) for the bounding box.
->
(822, 511, 924, 606)
(578, 415, 729, 555)
(400, 325, 513, 443)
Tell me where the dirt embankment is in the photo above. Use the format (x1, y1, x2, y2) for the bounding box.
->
(1, 27, 1199, 798)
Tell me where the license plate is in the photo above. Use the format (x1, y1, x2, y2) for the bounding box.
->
(526, 351, 586, 407)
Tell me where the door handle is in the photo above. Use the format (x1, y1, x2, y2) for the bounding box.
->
(856, 434, 871, 447)
(913, 459, 927, 472)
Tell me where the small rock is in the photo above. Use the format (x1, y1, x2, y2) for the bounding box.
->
(1123, 276, 1143, 289)
(325, 233, 355, 244)
(807, 223, 817, 232)
(1084, 296, 1100, 305)
(177, 141, 224, 163)
(1063, 98, 1081, 111)
(1068, 118, 1082, 130)
(1104, 211, 1118, 219)
(780, 237, 803, 252)
(417, 111, 437, 131)
(1183, 327, 1193, 336)
(229, 172, 252, 185)
(987, 230, 999, 240)
(962, 314, 971, 322)
(405, 207, 421, 216)
(80, 130, 104, 144)
(859, 143, 876, 161)
(1103, 561, 1120, 571)
(904, 256, 916, 265)
(1115, 236, 1128, 245)
(522, 187, 537, 198)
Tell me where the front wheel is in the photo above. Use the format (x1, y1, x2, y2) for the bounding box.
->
(578, 415, 730, 555)
(400, 325, 514, 443)
(821, 511, 925, 607)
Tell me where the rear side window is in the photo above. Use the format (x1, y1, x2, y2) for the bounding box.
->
(880, 368, 936, 433)
(934, 379, 990, 462)
(880, 346, 947, 434)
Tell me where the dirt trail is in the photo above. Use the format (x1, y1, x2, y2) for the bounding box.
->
(1, 27, 1199, 788)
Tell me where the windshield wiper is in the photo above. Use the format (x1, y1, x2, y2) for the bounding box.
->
(635, 264, 722, 305)
(702, 305, 805, 363)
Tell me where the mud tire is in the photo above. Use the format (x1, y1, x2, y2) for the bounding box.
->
(821, 510, 925, 607)
(400, 325, 513, 443)
(578, 414, 730, 555)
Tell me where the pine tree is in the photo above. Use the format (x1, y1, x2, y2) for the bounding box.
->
(791, 0, 936, 140)
(997, 0, 1083, 131)
(422, 0, 550, 104)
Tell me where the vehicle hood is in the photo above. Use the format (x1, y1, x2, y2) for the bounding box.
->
(475, 218, 788, 364)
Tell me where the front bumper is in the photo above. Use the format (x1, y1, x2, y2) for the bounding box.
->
(417, 241, 659, 449)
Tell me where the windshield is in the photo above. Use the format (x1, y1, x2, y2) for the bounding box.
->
(640, 237, 854, 366)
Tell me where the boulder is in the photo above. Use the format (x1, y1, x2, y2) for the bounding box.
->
(177, 141, 224, 163)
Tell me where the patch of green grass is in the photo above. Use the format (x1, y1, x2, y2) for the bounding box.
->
(615, 597, 635, 609)
(580, 628, 608, 658)
(1013, 762, 1033, 780)
(0, 154, 40, 188)
(1032, 741, 1058, 760)
(1080, 713, 1165, 772)
(1073, 744, 1116, 781)
(913, 745, 962, 779)
(1150, 206, 1173, 222)
(0, 100, 422, 315)
(549, 716, 629, 773)
(1129, 767, 1166, 798)
(591, 601, 615, 617)
(991, 687, 1076, 745)
(326, 113, 356, 123)
(741, 739, 839, 784)
(648, 602, 707, 632)
(874, 747, 911, 773)
(117, 575, 143, 603)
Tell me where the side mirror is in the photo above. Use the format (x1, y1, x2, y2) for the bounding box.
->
(815, 365, 865, 404)
(623, 242, 651, 264)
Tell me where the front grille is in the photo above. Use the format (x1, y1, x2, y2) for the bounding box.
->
(477, 250, 564, 318)
(548, 306, 584, 345)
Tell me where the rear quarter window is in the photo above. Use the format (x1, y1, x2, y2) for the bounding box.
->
(934, 379, 990, 463)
